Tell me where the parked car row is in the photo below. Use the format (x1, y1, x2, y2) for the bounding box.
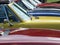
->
(0, 0, 60, 45)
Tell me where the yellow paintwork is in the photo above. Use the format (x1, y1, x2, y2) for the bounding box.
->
(26, 16, 60, 29)
(1, 16, 60, 30)
(0, 2, 60, 30)
(0, 21, 60, 29)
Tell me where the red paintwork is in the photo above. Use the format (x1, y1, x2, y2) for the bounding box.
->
(9, 28, 60, 38)
(0, 28, 60, 45)
(0, 43, 60, 45)
(37, 3, 60, 8)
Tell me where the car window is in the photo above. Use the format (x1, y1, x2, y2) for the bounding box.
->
(0, 5, 7, 23)
(8, 12, 20, 22)
(6, 5, 20, 22)
(14, 2, 31, 17)
(8, 3, 31, 22)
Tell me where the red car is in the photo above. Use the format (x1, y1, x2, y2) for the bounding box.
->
(37, 3, 60, 8)
(0, 28, 60, 45)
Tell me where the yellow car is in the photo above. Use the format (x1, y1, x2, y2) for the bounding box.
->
(0, 2, 60, 30)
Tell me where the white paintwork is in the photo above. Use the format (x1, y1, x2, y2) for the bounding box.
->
(0, 35, 60, 43)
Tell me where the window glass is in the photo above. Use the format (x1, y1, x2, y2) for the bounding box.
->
(9, 3, 31, 22)
(5, 5, 20, 22)
(0, 5, 7, 23)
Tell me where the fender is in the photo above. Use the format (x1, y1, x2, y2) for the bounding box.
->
(37, 3, 60, 8)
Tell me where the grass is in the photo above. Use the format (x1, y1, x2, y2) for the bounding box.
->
(47, 0, 60, 3)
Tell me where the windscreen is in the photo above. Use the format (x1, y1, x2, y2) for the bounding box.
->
(8, 3, 31, 22)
